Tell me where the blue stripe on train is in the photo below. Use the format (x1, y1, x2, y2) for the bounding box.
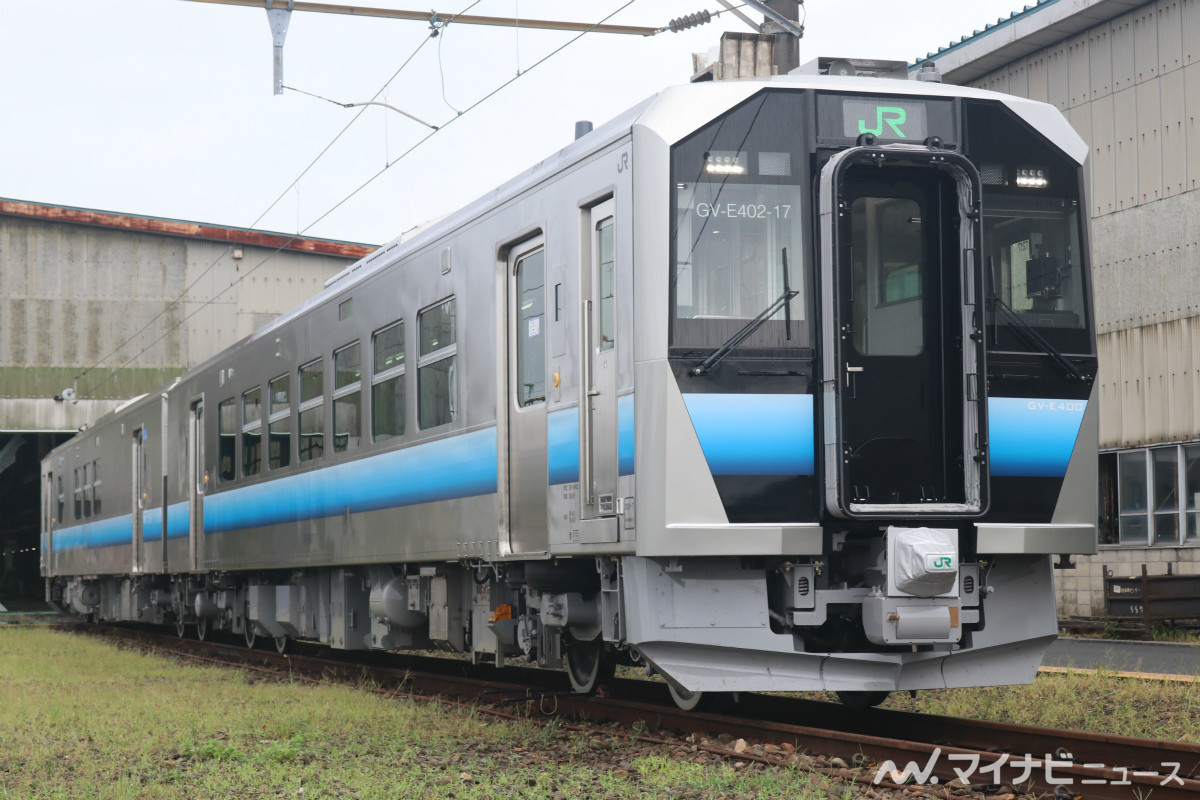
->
(204, 426, 498, 533)
(547, 394, 635, 485)
(987, 396, 1086, 477)
(53, 429, 499, 550)
(682, 393, 816, 476)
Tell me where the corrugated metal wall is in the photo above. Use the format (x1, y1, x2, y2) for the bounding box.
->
(969, 0, 1200, 450)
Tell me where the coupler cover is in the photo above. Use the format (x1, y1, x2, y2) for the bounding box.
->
(887, 526, 958, 598)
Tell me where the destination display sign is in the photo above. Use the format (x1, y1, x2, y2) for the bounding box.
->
(816, 94, 956, 144)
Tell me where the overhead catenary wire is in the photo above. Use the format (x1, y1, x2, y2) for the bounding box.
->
(73, 1, 482, 393)
(82, 0, 642, 398)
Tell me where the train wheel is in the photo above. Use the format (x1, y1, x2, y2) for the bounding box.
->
(667, 683, 712, 712)
(273, 636, 288, 654)
(175, 617, 187, 638)
(195, 616, 208, 642)
(835, 690, 890, 709)
(565, 636, 614, 695)
(243, 624, 257, 649)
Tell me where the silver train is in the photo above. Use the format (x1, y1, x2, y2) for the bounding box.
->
(41, 72, 1098, 707)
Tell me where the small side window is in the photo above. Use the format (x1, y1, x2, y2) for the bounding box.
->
(243, 387, 262, 477)
(269, 374, 291, 469)
(372, 322, 405, 442)
(418, 298, 457, 429)
(333, 343, 362, 452)
(73, 468, 81, 520)
(92, 460, 102, 516)
(82, 463, 92, 518)
(299, 359, 325, 462)
(218, 399, 236, 482)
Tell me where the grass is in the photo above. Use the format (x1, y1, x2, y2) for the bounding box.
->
(883, 666, 1200, 741)
(0, 629, 837, 800)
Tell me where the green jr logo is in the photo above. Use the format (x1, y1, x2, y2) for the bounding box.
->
(932, 556, 953, 569)
(858, 106, 908, 138)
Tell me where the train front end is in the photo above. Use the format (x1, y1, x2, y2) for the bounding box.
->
(626, 76, 1096, 701)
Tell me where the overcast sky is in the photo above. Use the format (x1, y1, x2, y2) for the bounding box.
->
(1, 1, 1030, 245)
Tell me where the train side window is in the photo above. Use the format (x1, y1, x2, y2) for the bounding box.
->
(515, 250, 546, 406)
(73, 468, 81, 520)
(268, 374, 291, 469)
(333, 342, 362, 453)
(418, 298, 457, 429)
(372, 322, 405, 442)
(218, 399, 236, 481)
(299, 359, 324, 462)
(82, 463, 92, 518)
(56, 475, 64, 523)
(243, 387, 262, 477)
(92, 460, 102, 516)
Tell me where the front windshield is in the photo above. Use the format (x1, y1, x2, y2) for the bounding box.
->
(671, 91, 808, 351)
(984, 196, 1090, 354)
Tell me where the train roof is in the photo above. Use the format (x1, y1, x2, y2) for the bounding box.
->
(260, 73, 1084, 342)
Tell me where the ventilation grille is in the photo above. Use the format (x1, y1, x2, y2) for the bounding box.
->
(796, 576, 811, 596)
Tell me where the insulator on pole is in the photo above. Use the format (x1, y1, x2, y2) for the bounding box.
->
(668, 10, 712, 33)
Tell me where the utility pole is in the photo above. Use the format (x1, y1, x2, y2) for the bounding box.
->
(762, 0, 801, 75)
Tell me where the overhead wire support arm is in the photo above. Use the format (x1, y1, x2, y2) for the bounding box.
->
(265, 0, 294, 96)
(738, 0, 805, 38)
(178, 0, 660, 36)
(340, 100, 437, 130)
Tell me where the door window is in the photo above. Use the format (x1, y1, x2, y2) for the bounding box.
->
(515, 251, 546, 407)
(849, 194, 924, 357)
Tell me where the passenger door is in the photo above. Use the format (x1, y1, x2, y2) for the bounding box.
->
(188, 399, 205, 570)
(507, 237, 549, 554)
(131, 429, 145, 574)
(577, 199, 620, 542)
(40, 471, 53, 577)
(820, 150, 986, 517)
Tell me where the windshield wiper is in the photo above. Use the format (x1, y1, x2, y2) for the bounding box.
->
(691, 248, 799, 377)
(988, 291, 1088, 382)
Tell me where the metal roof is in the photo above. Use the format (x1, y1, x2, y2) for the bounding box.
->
(0, 198, 376, 259)
(911, 0, 1149, 84)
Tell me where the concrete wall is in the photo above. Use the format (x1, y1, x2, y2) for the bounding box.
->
(0, 215, 363, 433)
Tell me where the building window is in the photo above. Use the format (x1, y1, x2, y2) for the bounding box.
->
(1111, 444, 1200, 546)
(243, 387, 262, 477)
(333, 342, 361, 453)
(418, 298, 457, 429)
(1186, 444, 1200, 542)
(218, 399, 236, 482)
(269, 374, 291, 469)
(372, 322, 405, 442)
(299, 359, 324, 462)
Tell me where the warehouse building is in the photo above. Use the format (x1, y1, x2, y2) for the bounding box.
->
(0, 199, 373, 595)
(923, 0, 1200, 616)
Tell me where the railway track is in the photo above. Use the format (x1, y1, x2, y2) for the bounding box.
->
(82, 623, 1200, 799)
